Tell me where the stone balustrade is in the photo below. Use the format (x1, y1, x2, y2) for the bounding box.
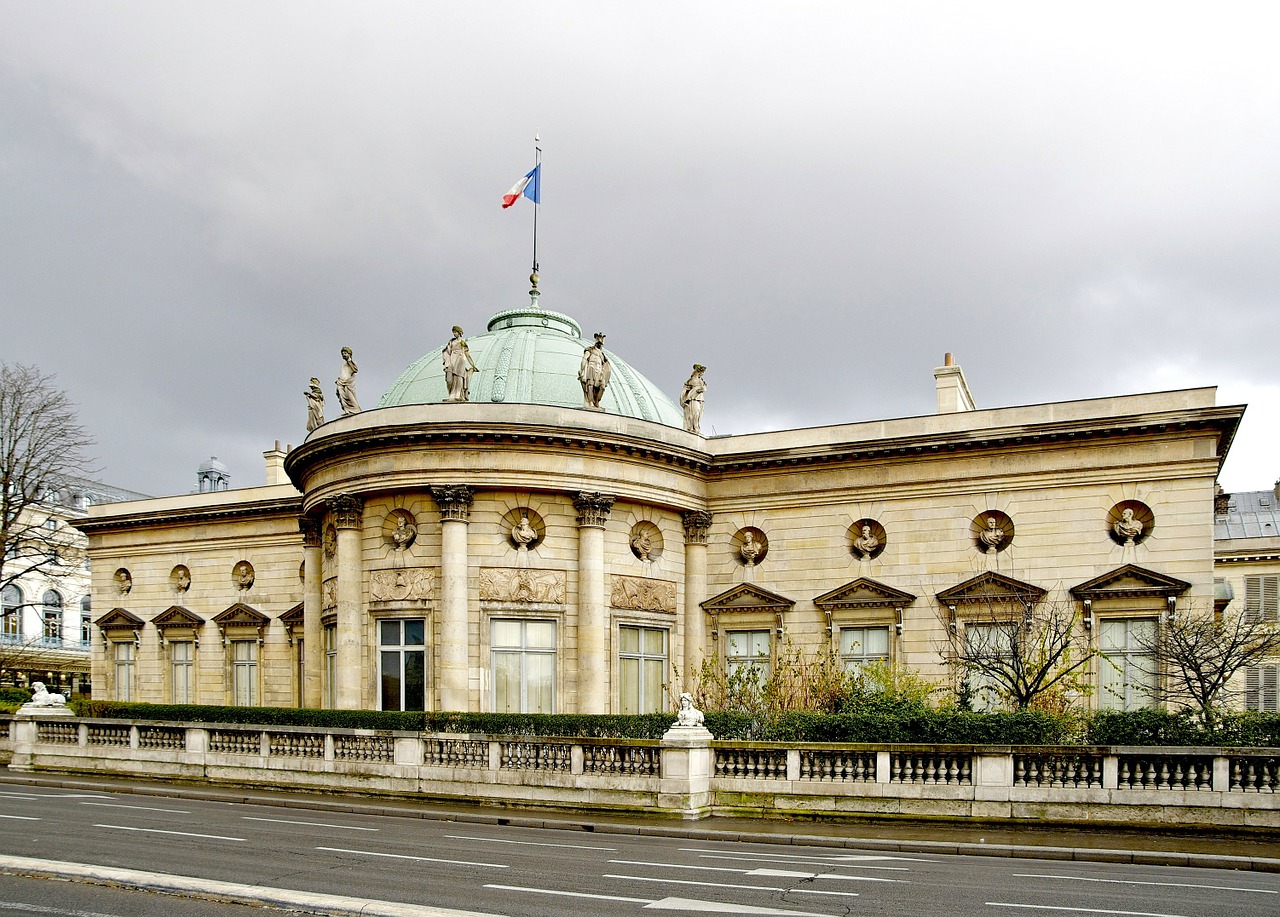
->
(2, 715, 1276, 827)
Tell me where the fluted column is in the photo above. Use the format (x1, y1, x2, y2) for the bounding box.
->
(432, 485, 474, 711)
(682, 510, 713, 689)
(574, 491, 614, 713)
(299, 516, 324, 708)
(329, 494, 364, 710)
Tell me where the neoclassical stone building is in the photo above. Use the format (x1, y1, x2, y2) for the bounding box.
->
(77, 298, 1245, 714)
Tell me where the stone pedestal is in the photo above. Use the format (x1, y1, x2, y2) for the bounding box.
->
(9, 709, 74, 772)
(659, 725, 714, 818)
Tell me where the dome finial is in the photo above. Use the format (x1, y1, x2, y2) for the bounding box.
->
(528, 270, 541, 309)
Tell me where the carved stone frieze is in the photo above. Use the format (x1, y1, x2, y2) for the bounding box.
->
(682, 510, 713, 544)
(370, 567, 436, 603)
(479, 567, 566, 604)
(611, 575, 677, 613)
(574, 491, 615, 528)
(322, 577, 337, 610)
(431, 485, 474, 522)
(329, 494, 364, 529)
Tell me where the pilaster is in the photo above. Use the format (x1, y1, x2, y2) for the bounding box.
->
(329, 494, 364, 710)
(432, 485, 474, 711)
(681, 510, 712, 688)
(574, 491, 614, 712)
(299, 516, 324, 708)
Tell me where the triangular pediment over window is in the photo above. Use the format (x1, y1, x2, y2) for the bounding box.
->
(814, 578, 916, 611)
(94, 608, 144, 631)
(702, 583, 795, 616)
(937, 571, 1046, 606)
(212, 603, 270, 628)
(279, 603, 305, 628)
(153, 606, 204, 630)
(1070, 564, 1191, 601)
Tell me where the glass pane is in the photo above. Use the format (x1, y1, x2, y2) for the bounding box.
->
(493, 651, 521, 712)
(619, 626, 639, 655)
(380, 620, 400, 647)
(840, 628, 861, 655)
(642, 658, 665, 714)
(1098, 653, 1126, 710)
(404, 619, 425, 646)
(1129, 619, 1156, 647)
(749, 631, 770, 658)
(1099, 620, 1126, 652)
(526, 621, 556, 649)
(324, 624, 336, 651)
(405, 651, 426, 711)
(864, 627, 890, 655)
(381, 651, 402, 710)
(619, 657, 639, 715)
(526, 654, 555, 713)
(643, 628, 666, 656)
(492, 620, 521, 649)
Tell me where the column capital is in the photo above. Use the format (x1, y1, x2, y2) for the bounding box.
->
(574, 492, 615, 528)
(682, 510, 714, 544)
(328, 494, 364, 529)
(431, 484, 474, 522)
(299, 515, 322, 547)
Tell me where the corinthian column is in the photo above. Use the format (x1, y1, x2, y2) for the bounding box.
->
(574, 491, 614, 713)
(682, 510, 713, 689)
(329, 494, 364, 709)
(431, 485, 473, 711)
(299, 515, 323, 708)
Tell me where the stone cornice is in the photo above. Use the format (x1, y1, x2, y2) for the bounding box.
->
(73, 496, 302, 534)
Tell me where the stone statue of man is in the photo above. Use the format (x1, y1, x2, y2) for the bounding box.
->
(336, 347, 361, 415)
(579, 333, 611, 410)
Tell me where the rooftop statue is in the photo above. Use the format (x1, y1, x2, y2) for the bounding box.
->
(681, 364, 707, 434)
(305, 377, 325, 432)
(579, 333, 611, 410)
(442, 326, 478, 403)
(336, 347, 361, 415)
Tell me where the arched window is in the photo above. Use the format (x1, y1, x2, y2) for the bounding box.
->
(2, 585, 21, 641)
(42, 590, 62, 644)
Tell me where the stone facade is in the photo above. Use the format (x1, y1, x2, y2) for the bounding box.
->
(75, 364, 1243, 714)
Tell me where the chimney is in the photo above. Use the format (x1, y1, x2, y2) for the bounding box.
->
(264, 441, 288, 486)
(934, 353, 976, 414)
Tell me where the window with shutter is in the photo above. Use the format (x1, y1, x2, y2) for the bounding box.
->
(1246, 665, 1279, 712)
(1244, 576, 1279, 623)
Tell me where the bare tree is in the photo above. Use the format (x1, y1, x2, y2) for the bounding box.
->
(1134, 604, 1280, 728)
(943, 599, 1094, 711)
(0, 363, 95, 680)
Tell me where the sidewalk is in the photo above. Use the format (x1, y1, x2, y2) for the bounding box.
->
(3, 766, 1277, 872)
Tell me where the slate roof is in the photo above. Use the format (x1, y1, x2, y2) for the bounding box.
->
(1215, 488, 1280, 540)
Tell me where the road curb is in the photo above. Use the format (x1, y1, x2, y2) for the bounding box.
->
(3, 770, 1277, 874)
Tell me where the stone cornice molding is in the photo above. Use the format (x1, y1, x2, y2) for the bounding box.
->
(430, 485, 474, 522)
(299, 516, 322, 547)
(328, 494, 363, 529)
(682, 510, 713, 544)
(72, 496, 302, 534)
(574, 492, 615, 528)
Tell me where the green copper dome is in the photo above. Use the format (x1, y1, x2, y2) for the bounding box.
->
(378, 304, 685, 427)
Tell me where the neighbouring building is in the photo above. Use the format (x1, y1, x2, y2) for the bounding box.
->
(75, 293, 1247, 713)
(1215, 484, 1280, 712)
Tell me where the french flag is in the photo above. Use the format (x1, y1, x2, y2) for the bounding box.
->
(502, 164, 540, 209)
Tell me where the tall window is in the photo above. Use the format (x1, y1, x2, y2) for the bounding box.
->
(379, 619, 426, 711)
(1245, 576, 1279, 623)
(323, 623, 337, 708)
(1, 585, 21, 641)
(491, 619, 555, 713)
(41, 590, 62, 645)
(114, 641, 134, 701)
(1246, 665, 1278, 712)
(1099, 618, 1157, 710)
(171, 642, 194, 704)
(232, 640, 258, 706)
(619, 625, 667, 714)
(964, 622, 1017, 712)
(80, 596, 91, 645)
(726, 630, 771, 680)
(839, 626, 890, 674)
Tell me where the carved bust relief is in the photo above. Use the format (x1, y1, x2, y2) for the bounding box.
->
(114, 568, 132, 596)
(502, 507, 544, 551)
(232, 561, 255, 591)
(385, 510, 418, 551)
(1108, 500, 1153, 546)
(629, 521, 663, 562)
(734, 527, 768, 566)
(849, 519, 886, 561)
(973, 511, 1013, 554)
(170, 565, 191, 594)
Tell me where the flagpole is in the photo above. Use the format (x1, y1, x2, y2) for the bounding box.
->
(532, 133, 541, 274)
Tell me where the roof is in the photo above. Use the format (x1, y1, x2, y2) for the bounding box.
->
(1215, 488, 1280, 540)
(376, 303, 685, 428)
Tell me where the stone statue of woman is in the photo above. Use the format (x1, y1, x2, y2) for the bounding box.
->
(680, 364, 707, 434)
(336, 347, 361, 415)
(305, 378, 325, 432)
(442, 326, 478, 402)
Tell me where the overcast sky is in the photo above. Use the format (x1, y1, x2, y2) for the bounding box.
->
(2, 2, 1277, 498)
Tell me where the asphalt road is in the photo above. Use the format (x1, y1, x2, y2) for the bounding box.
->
(0, 779, 1277, 917)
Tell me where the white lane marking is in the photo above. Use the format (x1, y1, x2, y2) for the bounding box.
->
(243, 816, 377, 831)
(788, 889, 860, 898)
(1013, 873, 1278, 894)
(81, 802, 191, 814)
(0, 815, 40, 821)
(988, 904, 1191, 917)
(0, 792, 109, 800)
(317, 846, 507, 868)
(695, 852, 910, 870)
(605, 873, 789, 892)
(94, 824, 244, 841)
(445, 833, 614, 850)
(749, 869, 901, 883)
(485, 884, 652, 904)
(611, 859, 746, 873)
(681, 846, 929, 862)
(0, 902, 120, 916)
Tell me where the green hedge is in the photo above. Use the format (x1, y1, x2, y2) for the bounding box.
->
(67, 701, 1280, 747)
(0, 688, 31, 705)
